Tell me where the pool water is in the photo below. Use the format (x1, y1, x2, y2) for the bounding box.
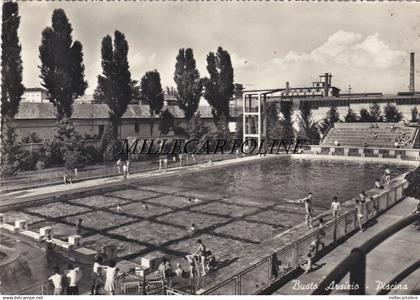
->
(1, 157, 413, 294)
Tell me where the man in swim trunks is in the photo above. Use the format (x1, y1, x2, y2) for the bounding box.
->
(330, 197, 341, 221)
(291, 192, 313, 230)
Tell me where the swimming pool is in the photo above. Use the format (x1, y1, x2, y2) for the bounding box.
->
(1, 157, 413, 294)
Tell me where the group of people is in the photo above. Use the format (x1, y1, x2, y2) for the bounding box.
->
(90, 257, 119, 295)
(288, 169, 395, 274)
(47, 264, 82, 295)
(157, 240, 217, 285)
(48, 257, 119, 295)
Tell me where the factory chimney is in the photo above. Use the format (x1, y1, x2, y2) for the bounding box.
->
(409, 52, 415, 92)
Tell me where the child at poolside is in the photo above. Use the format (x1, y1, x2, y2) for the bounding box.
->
(91, 256, 105, 295)
(174, 263, 184, 277)
(122, 162, 128, 180)
(104, 260, 118, 295)
(63, 172, 73, 185)
(49, 266, 63, 295)
(374, 178, 384, 189)
(300, 253, 313, 274)
(75, 218, 83, 234)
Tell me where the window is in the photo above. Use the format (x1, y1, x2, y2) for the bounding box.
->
(99, 125, 104, 137)
(134, 123, 139, 133)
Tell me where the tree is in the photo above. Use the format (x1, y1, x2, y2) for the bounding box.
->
(359, 108, 373, 122)
(384, 103, 402, 122)
(159, 109, 175, 136)
(96, 31, 132, 140)
(0, 118, 28, 176)
(43, 118, 86, 169)
(279, 101, 295, 140)
(234, 83, 244, 99)
(410, 106, 418, 123)
(187, 112, 209, 141)
(235, 114, 243, 140)
(266, 102, 282, 140)
(39, 9, 87, 119)
(203, 47, 235, 134)
(344, 108, 359, 122)
(141, 70, 164, 136)
(174, 48, 203, 121)
(298, 101, 320, 143)
(404, 167, 420, 200)
(319, 103, 340, 133)
(369, 103, 382, 122)
(94, 79, 139, 104)
(1, 1, 24, 120)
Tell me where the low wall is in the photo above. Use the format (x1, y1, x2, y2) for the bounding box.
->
(311, 145, 420, 161)
(202, 175, 409, 295)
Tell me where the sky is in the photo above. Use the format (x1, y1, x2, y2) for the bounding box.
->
(16, 1, 420, 96)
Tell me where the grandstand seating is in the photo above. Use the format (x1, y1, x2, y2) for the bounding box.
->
(321, 123, 418, 149)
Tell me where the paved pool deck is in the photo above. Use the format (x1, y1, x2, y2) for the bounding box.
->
(0, 154, 281, 209)
(274, 196, 420, 295)
(292, 153, 420, 166)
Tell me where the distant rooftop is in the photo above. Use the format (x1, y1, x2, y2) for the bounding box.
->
(24, 87, 47, 92)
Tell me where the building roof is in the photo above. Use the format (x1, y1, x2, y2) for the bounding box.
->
(14, 102, 222, 120)
(24, 87, 48, 92)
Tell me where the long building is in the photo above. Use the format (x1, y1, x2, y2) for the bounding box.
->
(11, 102, 240, 141)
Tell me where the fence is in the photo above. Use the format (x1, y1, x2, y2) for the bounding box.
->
(8, 272, 165, 295)
(1, 153, 239, 192)
(203, 178, 409, 295)
(8, 280, 53, 295)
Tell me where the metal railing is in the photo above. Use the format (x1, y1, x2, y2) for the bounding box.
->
(203, 179, 409, 295)
(1, 153, 239, 193)
(312, 211, 420, 295)
(8, 280, 52, 295)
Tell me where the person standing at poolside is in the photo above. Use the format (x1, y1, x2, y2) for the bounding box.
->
(66, 264, 82, 295)
(316, 218, 326, 251)
(91, 256, 105, 295)
(163, 157, 168, 172)
(288, 192, 313, 230)
(355, 198, 364, 232)
(116, 158, 122, 174)
(49, 266, 64, 295)
(330, 197, 341, 220)
(75, 218, 83, 234)
(384, 168, 391, 185)
(122, 162, 128, 180)
(193, 239, 207, 276)
(104, 260, 118, 295)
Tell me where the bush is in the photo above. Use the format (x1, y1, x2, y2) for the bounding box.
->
(84, 145, 103, 165)
(64, 149, 86, 170)
(1, 119, 29, 176)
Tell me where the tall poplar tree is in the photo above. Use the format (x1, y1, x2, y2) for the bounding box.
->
(140, 70, 164, 136)
(39, 9, 87, 119)
(97, 31, 132, 140)
(203, 47, 235, 134)
(173, 48, 202, 121)
(1, 1, 24, 119)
